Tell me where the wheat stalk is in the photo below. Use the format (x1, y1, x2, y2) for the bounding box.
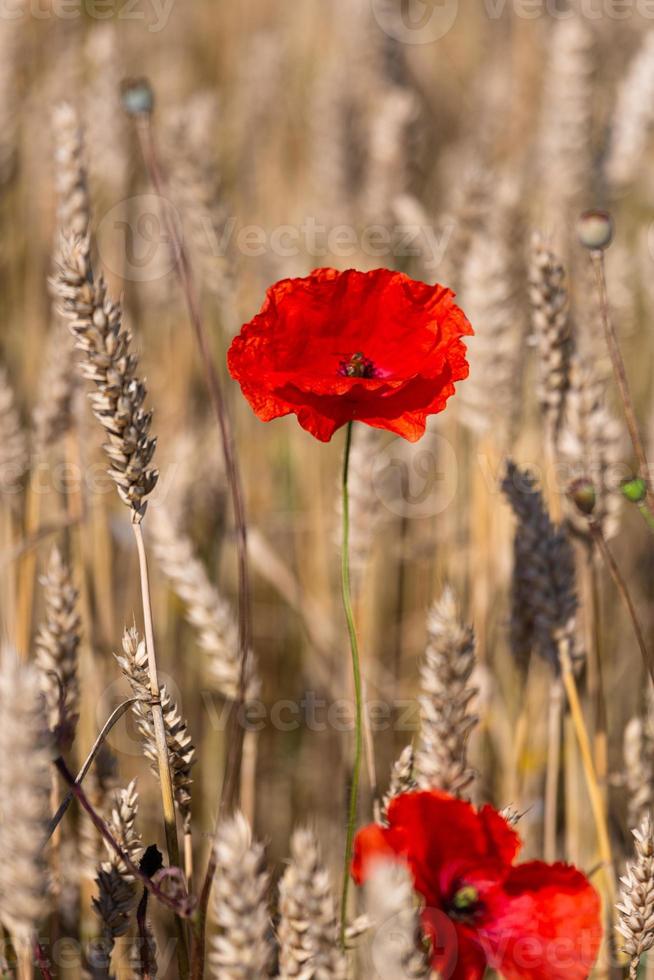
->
(53, 101, 90, 239)
(35, 545, 80, 741)
(381, 745, 416, 823)
(364, 860, 431, 979)
(83, 26, 128, 201)
(163, 93, 238, 334)
(0, 652, 51, 955)
(538, 15, 593, 242)
(209, 813, 272, 979)
(32, 321, 78, 453)
(624, 689, 654, 829)
(0, 17, 21, 185)
(93, 780, 143, 958)
(51, 232, 158, 516)
(31, 102, 86, 455)
(528, 233, 573, 444)
(606, 32, 654, 192)
(458, 189, 525, 446)
(148, 504, 257, 701)
(131, 922, 159, 979)
(0, 365, 29, 497)
(79, 745, 119, 881)
(334, 425, 383, 597)
(361, 86, 415, 230)
(277, 827, 347, 979)
(559, 355, 623, 541)
(307, 50, 352, 224)
(437, 162, 493, 294)
(413, 588, 477, 798)
(618, 815, 654, 978)
(50, 229, 185, 952)
(116, 627, 196, 833)
(502, 460, 578, 670)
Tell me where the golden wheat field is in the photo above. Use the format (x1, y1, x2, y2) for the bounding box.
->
(6, 1, 654, 978)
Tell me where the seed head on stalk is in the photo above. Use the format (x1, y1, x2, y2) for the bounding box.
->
(50, 232, 158, 520)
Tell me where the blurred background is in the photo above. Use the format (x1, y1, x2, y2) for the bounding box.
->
(4, 0, 654, 973)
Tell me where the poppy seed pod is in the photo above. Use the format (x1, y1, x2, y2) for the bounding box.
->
(622, 476, 648, 504)
(577, 210, 614, 251)
(568, 478, 597, 516)
(121, 78, 155, 117)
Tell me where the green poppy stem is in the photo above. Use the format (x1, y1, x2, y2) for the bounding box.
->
(339, 420, 364, 946)
(638, 501, 654, 534)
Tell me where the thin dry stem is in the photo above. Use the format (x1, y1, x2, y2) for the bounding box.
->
(591, 250, 654, 513)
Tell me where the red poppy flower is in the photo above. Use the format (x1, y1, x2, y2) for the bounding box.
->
(353, 791, 601, 980)
(227, 268, 472, 442)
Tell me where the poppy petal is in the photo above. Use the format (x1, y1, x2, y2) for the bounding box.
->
(423, 910, 487, 980)
(352, 823, 398, 885)
(479, 861, 602, 980)
(227, 267, 472, 442)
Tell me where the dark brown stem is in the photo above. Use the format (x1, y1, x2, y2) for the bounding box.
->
(136, 889, 152, 980)
(34, 941, 53, 980)
(132, 107, 252, 980)
(591, 251, 654, 512)
(590, 523, 654, 687)
(133, 112, 250, 801)
(46, 697, 138, 841)
(53, 756, 195, 918)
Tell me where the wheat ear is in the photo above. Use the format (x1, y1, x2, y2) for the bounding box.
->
(53, 101, 90, 238)
(381, 745, 417, 823)
(163, 93, 237, 333)
(51, 232, 185, 947)
(35, 545, 80, 742)
(277, 828, 347, 979)
(364, 860, 431, 978)
(605, 32, 654, 192)
(624, 688, 654, 830)
(501, 460, 578, 670)
(93, 780, 143, 962)
(209, 813, 272, 979)
(0, 365, 29, 496)
(148, 504, 257, 701)
(116, 627, 196, 835)
(0, 653, 51, 971)
(528, 233, 573, 446)
(618, 816, 654, 978)
(413, 588, 477, 799)
(538, 15, 593, 241)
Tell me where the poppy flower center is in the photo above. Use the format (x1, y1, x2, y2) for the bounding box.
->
(446, 884, 482, 921)
(338, 352, 377, 379)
